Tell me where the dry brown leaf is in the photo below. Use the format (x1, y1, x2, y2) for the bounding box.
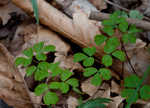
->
(88, 0, 107, 10)
(0, 43, 33, 108)
(67, 96, 79, 108)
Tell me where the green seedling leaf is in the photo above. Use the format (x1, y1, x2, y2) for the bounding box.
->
(49, 82, 61, 89)
(140, 85, 150, 100)
(66, 78, 79, 87)
(26, 66, 36, 77)
(104, 37, 120, 54)
(83, 57, 94, 67)
(128, 24, 142, 34)
(119, 21, 128, 32)
(24, 58, 32, 67)
(120, 11, 128, 18)
(129, 10, 143, 20)
(103, 26, 114, 36)
(43, 45, 56, 52)
(124, 75, 141, 88)
(31, 0, 39, 24)
(34, 69, 49, 81)
(34, 83, 48, 96)
(83, 67, 97, 77)
(73, 87, 82, 94)
(122, 33, 136, 44)
(74, 53, 88, 62)
(102, 55, 112, 67)
(121, 89, 138, 103)
(49, 62, 62, 77)
(38, 62, 50, 70)
(60, 82, 69, 93)
(99, 68, 111, 80)
(33, 42, 44, 53)
(83, 47, 96, 56)
(60, 69, 73, 81)
(23, 48, 33, 57)
(36, 53, 47, 61)
(91, 73, 102, 86)
(94, 34, 107, 46)
(44, 92, 59, 105)
(112, 50, 126, 61)
(15, 57, 26, 66)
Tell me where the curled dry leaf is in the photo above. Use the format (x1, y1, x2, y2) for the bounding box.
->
(0, 43, 33, 108)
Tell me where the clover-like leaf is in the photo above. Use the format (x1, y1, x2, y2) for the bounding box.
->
(83, 57, 94, 67)
(104, 37, 120, 54)
(99, 68, 111, 80)
(124, 75, 141, 88)
(94, 34, 107, 46)
(60, 82, 69, 94)
(15, 57, 26, 66)
(121, 89, 138, 103)
(129, 10, 143, 20)
(33, 42, 44, 53)
(49, 62, 62, 77)
(102, 19, 115, 26)
(44, 92, 59, 105)
(83, 67, 97, 77)
(91, 73, 102, 86)
(119, 21, 128, 32)
(112, 50, 126, 61)
(60, 69, 73, 81)
(103, 26, 114, 36)
(36, 53, 47, 61)
(38, 62, 50, 70)
(26, 66, 36, 77)
(49, 82, 61, 89)
(102, 55, 112, 67)
(140, 85, 150, 100)
(43, 45, 56, 52)
(128, 25, 142, 34)
(34, 83, 48, 96)
(34, 69, 49, 81)
(74, 53, 88, 62)
(23, 48, 33, 57)
(23, 58, 32, 67)
(66, 78, 79, 87)
(83, 47, 96, 56)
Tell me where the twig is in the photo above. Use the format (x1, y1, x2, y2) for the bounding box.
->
(104, 0, 150, 21)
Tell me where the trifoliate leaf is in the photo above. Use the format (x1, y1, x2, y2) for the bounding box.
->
(34, 83, 48, 96)
(23, 58, 32, 67)
(128, 25, 142, 34)
(15, 57, 26, 66)
(49, 62, 62, 77)
(83, 67, 97, 77)
(140, 85, 150, 100)
(102, 55, 112, 67)
(36, 53, 47, 61)
(129, 10, 143, 20)
(119, 21, 128, 32)
(121, 89, 138, 103)
(99, 68, 111, 80)
(43, 45, 56, 52)
(91, 73, 102, 86)
(116, 17, 126, 24)
(103, 26, 114, 36)
(34, 69, 49, 81)
(44, 92, 59, 105)
(104, 37, 120, 54)
(83, 47, 96, 56)
(94, 34, 107, 46)
(102, 19, 115, 26)
(38, 62, 50, 70)
(66, 78, 79, 87)
(33, 42, 44, 53)
(112, 50, 126, 61)
(74, 53, 88, 62)
(120, 11, 128, 18)
(23, 48, 33, 57)
(26, 66, 36, 77)
(60, 82, 69, 93)
(49, 82, 61, 89)
(60, 69, 73, 81)
(124, 75, 141, 88)
(83, 57, 94, 67)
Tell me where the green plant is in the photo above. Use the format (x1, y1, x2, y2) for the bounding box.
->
(31, 0, 39, 24)
(15, 42, 80, 105)
(77, 98, 112, 108)
(121, 66, 150, 108)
